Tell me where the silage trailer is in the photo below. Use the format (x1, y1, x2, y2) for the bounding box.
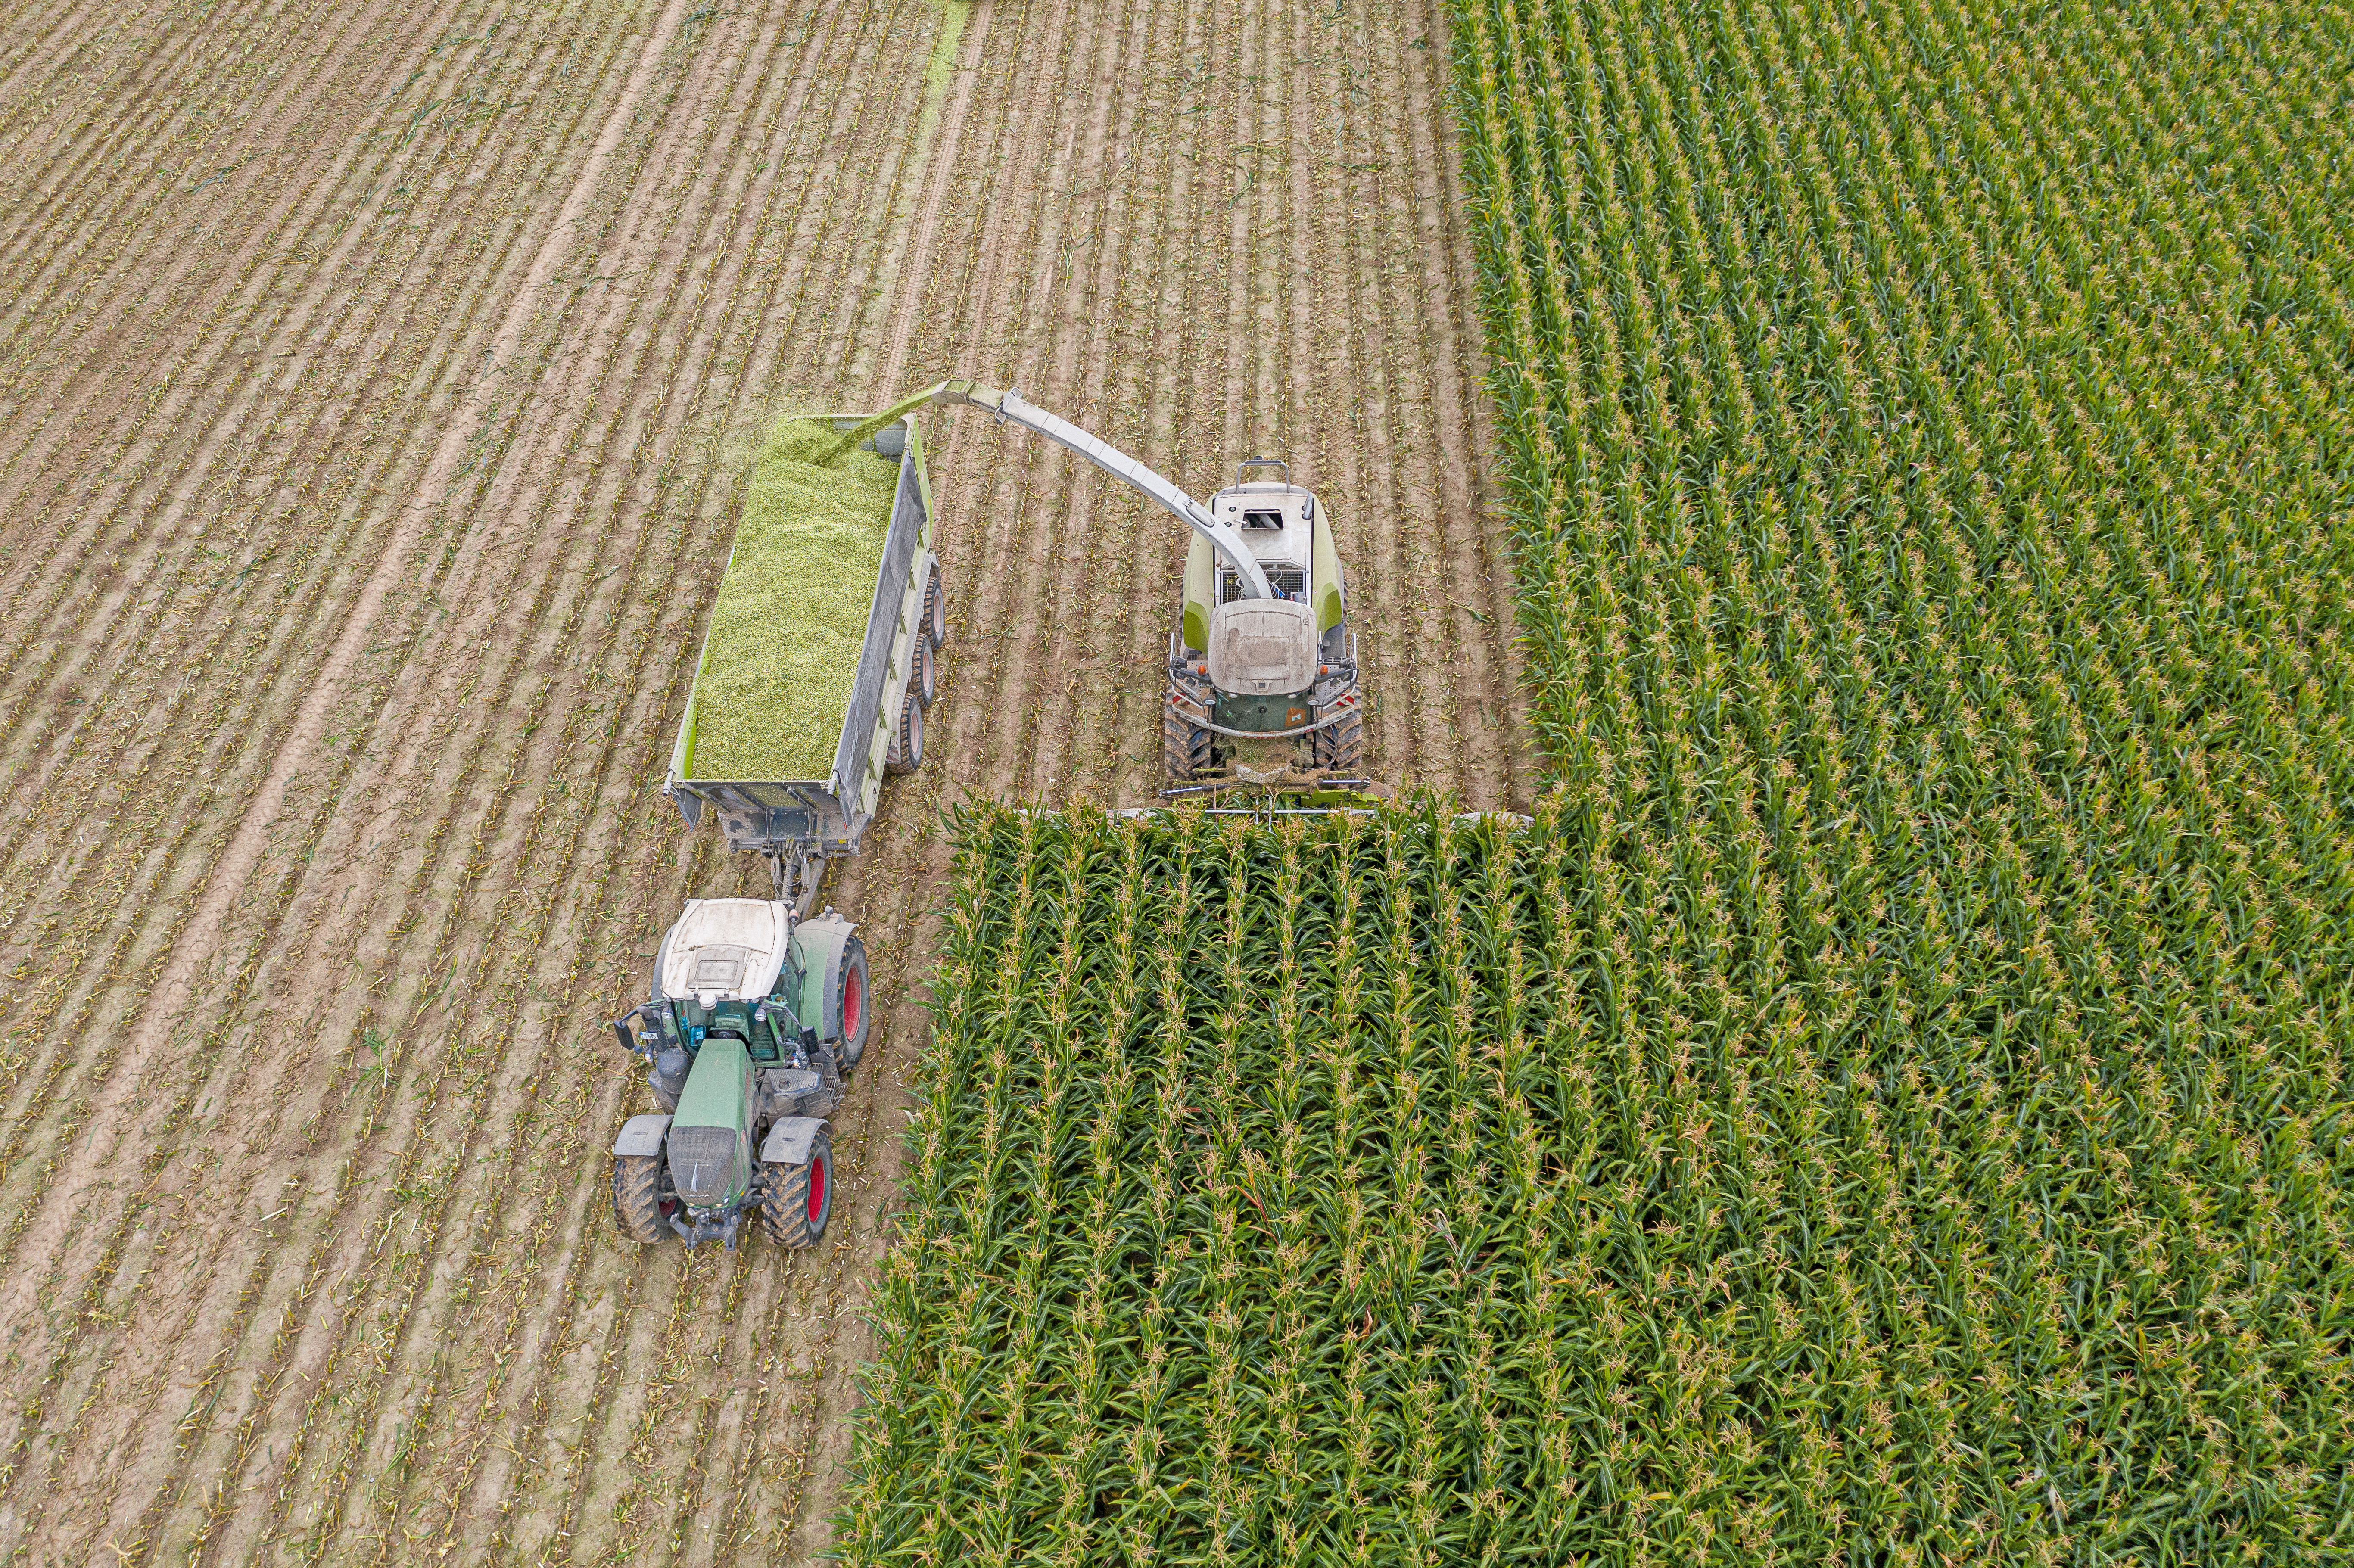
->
(604, 410, 943, 1251)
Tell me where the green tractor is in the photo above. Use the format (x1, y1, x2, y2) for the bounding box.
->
(607, 899, 869, 1248)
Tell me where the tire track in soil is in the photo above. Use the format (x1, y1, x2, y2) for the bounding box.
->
(0, 0, 552, 913)
(0, 0, 1521, 1561)
(0, 0, 668, 1535)
(211, 26, 801, 1566)
(248, 6, 946, 1554)
(0, 0, 476, 885)
(24, 0, 705, 1293)
(362, 12, 941, 1554)
(0, 21, 645, 1290)
(176, 9, 946, 1554)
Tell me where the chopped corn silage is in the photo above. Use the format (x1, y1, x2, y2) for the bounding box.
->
(687, 417, 900, 781)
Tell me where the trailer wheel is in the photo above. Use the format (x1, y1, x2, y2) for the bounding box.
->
(913, 635, 938, 707)
(755, 1128, 832, 1249)
(611, 1154, 677, 1243)
(922, 562, 948, 647)
(887, 687, 924, 775)
(835, 934, 871, 1070)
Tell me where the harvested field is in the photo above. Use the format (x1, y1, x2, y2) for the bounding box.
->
(0, 0, 1523, 1564)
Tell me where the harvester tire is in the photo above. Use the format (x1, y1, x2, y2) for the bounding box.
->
(1163, 715, 1215, 780)
(913, 635, 937, 707)
(887, 688, 924, 775)
(1312, 709, 1365, 772)
(922, 563, 948, 647)
(835, 934, 871, 1070)
(611, 1154, 677, 1244)
(755, 1128, 832, 1249)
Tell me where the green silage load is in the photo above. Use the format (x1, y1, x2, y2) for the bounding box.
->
(687, 417, 900, 781)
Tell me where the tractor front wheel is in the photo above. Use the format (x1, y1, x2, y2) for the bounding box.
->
(755, 1128, 833, 1249)
(835, 934, 871, 1070)
(611, 1154, 677, 1243)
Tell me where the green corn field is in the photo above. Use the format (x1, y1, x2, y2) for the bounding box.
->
(840, 803, 2348, 1562)
(836, 0, 2351, 1560)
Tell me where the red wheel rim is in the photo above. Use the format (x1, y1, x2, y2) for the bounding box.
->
(842, 965, 863, 1042)
(807, 1153, 828, 1223)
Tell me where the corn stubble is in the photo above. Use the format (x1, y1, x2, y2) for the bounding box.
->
(835, 0, 2353, 1555)
(689, 417, 897, 781)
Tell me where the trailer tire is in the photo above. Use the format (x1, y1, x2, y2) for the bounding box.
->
(913, 635, 937, 707)
(922, 563, 948, 647)
(1312, 709, 1365, 772)
(887, 688, 924, 775)
(755, 1128, 832, 1249)
(611, 1153, 677, 1243)
(835, 935, 870, 1070)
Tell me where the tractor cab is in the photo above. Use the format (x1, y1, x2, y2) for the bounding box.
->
(657, 898, 793, 1006)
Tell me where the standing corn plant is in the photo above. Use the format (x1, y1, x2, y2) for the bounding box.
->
(836, 778, 2353, 1564)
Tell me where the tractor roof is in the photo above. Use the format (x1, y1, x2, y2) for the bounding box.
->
(656, 898, 792, 1002)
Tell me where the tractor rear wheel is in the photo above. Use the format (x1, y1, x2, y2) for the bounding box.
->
(886, 687, 925, 774)
(922, 562, 948, 646)
(1312, 709, 1365, 772)
(835, 934, 871, 1070)
(755, 1128, 833, 1249)
(611, 1154, 677, 1243)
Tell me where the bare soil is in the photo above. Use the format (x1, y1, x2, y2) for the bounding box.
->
(0, 0, 1530, 1561)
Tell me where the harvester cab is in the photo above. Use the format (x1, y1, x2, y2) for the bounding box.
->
(607, 898, 868, 1249)
(1168, 457, 1362, 780)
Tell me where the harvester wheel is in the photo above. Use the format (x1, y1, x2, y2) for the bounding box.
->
(611, 1154, 677, 1244)
(1312, 709, 1365, 772)
(922, 562, 948, 647)
(913, 635, 937, 707)
(887, 688, 925, 775)
(1163, 715, 1215, 780)
(755, 1128, 833, 1249)
(835, 934, 871, 1070)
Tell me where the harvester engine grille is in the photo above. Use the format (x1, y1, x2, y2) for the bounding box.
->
(1219, 563, 1306, 604)
(667, 1126, 739, 1206)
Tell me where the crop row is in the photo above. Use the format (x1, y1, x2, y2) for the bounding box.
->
(834, 800, 2350, 1563)
(1438, 0, 2354, 1557)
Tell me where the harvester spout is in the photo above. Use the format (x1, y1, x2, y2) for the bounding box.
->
(831, 379, 1275, 600)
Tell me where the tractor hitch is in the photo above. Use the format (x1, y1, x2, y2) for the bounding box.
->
(671, 1206, 744, 1250)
